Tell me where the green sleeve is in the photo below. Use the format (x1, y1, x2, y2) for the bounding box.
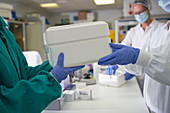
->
(0, 18, 62, 113)
(0, 71, 62, 113)
(19, 48, 53, 80)
(25, 60, 53, 80)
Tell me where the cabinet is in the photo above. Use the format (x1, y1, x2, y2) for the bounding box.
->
(9, 21, 26, 51)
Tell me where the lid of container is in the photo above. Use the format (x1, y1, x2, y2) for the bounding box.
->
(45, 21, 109, 45)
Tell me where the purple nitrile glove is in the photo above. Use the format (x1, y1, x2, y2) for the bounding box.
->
(98, 43, 140, 65)
(51, 53, 85, 83)
(106, 65, 118, 75)
(124, 72, 135, 81)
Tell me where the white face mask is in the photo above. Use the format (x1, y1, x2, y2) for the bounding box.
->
(134, 11, 149, 24)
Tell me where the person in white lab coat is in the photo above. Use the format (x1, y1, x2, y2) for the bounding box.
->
(99, 0, 170, 113)
(107, 0, 164, 92)
(122, 0, 165, 92)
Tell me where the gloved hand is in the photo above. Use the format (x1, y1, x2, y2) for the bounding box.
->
(98, 43, 140, 65)
(106, 65, 118, 75)
(51, 53, 85, 83)
(124, 72, 135, 81)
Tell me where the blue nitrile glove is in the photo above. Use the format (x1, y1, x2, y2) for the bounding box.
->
(124, 72, 135, 81)
(106, 65, 118, 75)
(98, 43, 140, 65)
(51, 53, 85, 83)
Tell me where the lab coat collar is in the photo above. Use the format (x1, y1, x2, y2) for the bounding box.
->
(137, 19, 157, 30)
(163, 21, 170, 31)
(136, 19, 156, 33)
(0, 16, 8, 28)
(148, 19, 157, 27)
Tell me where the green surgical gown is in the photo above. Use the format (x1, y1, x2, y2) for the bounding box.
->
(0, 17, 62, 113)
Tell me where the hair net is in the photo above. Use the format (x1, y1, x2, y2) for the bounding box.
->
(133, 0, 152, 10)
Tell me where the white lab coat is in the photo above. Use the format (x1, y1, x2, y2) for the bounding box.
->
(121, 20, 164, 92)
(126, 21, 170, 113)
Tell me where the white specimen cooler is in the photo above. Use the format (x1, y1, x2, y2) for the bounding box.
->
(44, 21, 112, 67)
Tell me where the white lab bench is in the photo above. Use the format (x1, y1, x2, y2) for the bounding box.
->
(42, 78, 149, 113)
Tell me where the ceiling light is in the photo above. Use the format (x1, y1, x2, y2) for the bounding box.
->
(94, 0, 115, 5)
(40, 3, 59, 8)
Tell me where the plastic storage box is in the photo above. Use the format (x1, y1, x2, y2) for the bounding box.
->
(63, 90, 76, 102)
(44, 21, 112, 67)
(99, 73, 126, 87)
(77, 89, 92, 100)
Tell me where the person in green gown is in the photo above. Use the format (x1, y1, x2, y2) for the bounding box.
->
(0, 16, 84, 113)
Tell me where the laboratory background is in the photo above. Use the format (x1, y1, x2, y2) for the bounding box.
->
(0, 0, 170, 113)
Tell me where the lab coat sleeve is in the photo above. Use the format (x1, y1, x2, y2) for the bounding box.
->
(136, 50, 170, 86)
(0, 71, 62, 113)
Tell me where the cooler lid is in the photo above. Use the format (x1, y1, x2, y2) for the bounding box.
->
(45, 21, 109, 45)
